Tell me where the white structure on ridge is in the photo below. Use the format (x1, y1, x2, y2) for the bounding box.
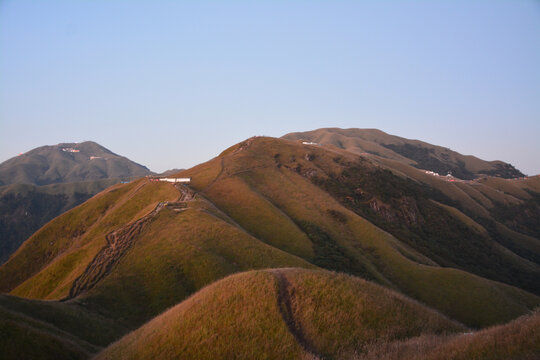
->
(149, 177, 191, 183)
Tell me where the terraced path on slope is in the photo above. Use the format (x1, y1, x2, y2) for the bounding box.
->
(272, 269, 323, 360)
(68, 202, 167, 299)
(68, 184, 196, 299)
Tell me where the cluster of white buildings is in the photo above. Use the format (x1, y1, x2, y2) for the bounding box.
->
(61, 148, 80, 153)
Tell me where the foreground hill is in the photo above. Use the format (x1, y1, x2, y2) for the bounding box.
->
(0, 141, 153, 264)
(0, 141, 151, 186)
(283, 128, 525, 179)
(97, 269, 465, 360)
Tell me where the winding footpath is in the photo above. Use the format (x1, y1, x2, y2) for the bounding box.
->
(272, 269, 324, 360)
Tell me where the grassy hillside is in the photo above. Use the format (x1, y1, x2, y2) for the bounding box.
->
(0, 175, 314, 328)
(179, 136, 539, 327)
(1, 134, 538, 359)
(358, 309, 540, 360)
(77, 198, 315, 327)
(96, 269, 465, 360)
(283, 128, 524, 179)
(0, 140, 152, 264)
(0, 179, 121, 264)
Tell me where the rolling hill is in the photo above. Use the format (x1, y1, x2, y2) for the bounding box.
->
(96, 269, 466, 360)
(282, 128, 525, 179)
(0, 141, 153, 264)
(96, 269, 540, 360)
(0, 133, 539, 359)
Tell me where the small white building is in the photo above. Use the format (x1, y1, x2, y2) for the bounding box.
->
(158, 178, 191, 183)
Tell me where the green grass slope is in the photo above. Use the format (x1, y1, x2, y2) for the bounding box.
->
(0, 175, 315, 328)
(0, 293, 127, 360)
(0, 141, 151, 186)
(0, 317, 87, 360)
(0, 179, 180, 297)
(177, 136, 539, 327)
(1, 134, 538, 359)
(96, 268, 465, 360)
(76, 197, 315, 327)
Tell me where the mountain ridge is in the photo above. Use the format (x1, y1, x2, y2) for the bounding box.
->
(282, 128, 526, 179)
(1, 132, 539, 359)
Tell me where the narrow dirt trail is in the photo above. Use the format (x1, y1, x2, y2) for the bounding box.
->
(68, 202, 166, 299)
(68, 183, 196, 299)
(271, 269, 323, 360)
(202, 157, 226, 192)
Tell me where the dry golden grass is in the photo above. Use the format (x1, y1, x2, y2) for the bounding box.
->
(178, 136, 540, 328)
(8, 179, 179, 300)
(96, 270, 305, 360)
(356, 309, 540, 360)
(77, 202, 315, 327)
(96, 268, 468, 360)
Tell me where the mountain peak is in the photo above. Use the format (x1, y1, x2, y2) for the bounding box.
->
(0, 141, 151, 186)
(282, 128, 524, 179)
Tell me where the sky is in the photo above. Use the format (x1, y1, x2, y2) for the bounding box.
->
(1, 0, 539, 174)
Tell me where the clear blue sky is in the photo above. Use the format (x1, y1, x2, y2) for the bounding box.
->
(1, 0, 539, 174)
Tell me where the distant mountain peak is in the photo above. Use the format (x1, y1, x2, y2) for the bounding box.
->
(0, 141, 152, 186)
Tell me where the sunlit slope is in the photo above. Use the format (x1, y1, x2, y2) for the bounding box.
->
(283, 128, 524, 179)
(76, 197, 315, 327)
(0, 174, 314, 328)
(1, 135, 538, 330)
(179, 136, 539, 327)
(96, 269, 465, 360)
(0, 179, 179, 298)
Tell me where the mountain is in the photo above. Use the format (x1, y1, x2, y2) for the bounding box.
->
(282, 128, 526, 179)
(0, 141, 153, 264)
(0, 134, 539, 359)
(0, 141, 151, 186)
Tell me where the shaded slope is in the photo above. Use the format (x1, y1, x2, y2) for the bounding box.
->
(0, 317, 87, 360)
(0, 293, 127, 360)
(358, 309, 540, 360)
(96, 269, 464, 360)
(0, 179, 120, 264)
(283, 128, 524, 179)
(0, 141, 151, 186)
